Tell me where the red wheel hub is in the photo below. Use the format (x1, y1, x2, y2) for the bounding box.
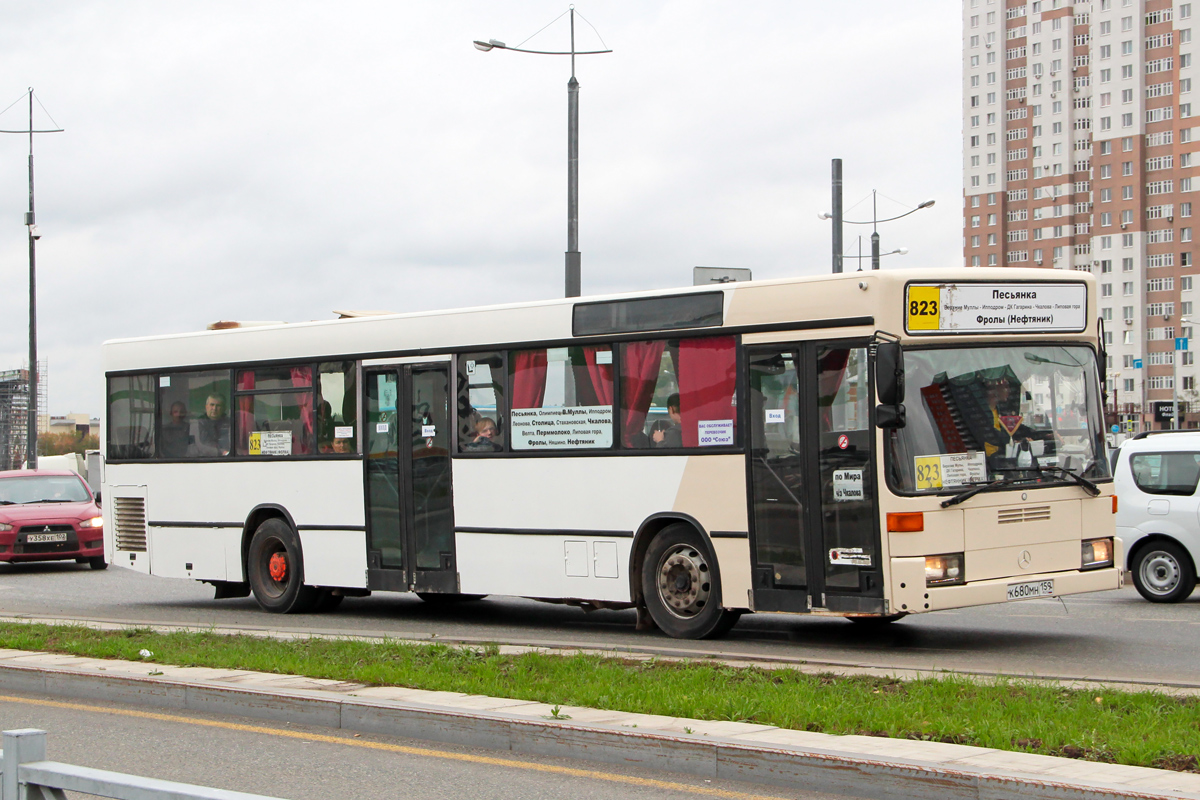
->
(268, 552, 288, 582)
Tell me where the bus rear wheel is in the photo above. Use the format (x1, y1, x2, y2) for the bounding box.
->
(641, 524, 740, 640)
(248, 518, 317, 613)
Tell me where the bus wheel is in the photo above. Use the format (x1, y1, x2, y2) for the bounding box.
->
(248, 518, 317, 613)
(1132, 541, 1196, 603)
(642, 524, 740, 640)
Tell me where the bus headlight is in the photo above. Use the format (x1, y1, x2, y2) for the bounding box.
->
(925, 553, 964, 586)
(78, 517, 104, 529)
(1082, 538, 1113, 570)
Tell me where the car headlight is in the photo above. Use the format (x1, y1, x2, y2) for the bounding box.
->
(78, 516, 104, 529)
(1082, 537, 1113, 570)
(926, 553, 965, 586)
(0, 522, 11, 532)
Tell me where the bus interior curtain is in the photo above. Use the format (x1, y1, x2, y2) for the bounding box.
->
(291, 366, 314, 454)
(817, 348, 851, 432)
(581, 346, 613, 406)
(237, 370, 256, 453)
(621, 340, 667, 447)
(677, 336, 736, 447)
(512, 349, 548, 409)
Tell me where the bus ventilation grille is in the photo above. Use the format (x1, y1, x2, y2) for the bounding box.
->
(113, 497, 148, 552)
(997, 505, 1052, 525)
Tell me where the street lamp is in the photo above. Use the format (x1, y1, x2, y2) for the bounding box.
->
(820, 192, 935, 271)
(1176, 314, 1196, 430)
(474, 7, 612, 298)
(839, 236, 908, 271)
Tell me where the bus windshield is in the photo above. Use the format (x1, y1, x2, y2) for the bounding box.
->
(887, 344, 1109, 494)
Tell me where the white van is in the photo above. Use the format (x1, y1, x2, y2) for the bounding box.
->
(1114, 431, 1200, 602)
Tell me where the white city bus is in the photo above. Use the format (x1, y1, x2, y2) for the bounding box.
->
(101, 268, 1121, 639)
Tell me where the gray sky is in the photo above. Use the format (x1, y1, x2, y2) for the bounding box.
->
(0, 1, 961, 415)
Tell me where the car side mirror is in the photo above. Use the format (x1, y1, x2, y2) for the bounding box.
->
(94, 490, 101, 508)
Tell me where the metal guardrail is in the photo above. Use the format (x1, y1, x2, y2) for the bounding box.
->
(1, 729, 286, 800)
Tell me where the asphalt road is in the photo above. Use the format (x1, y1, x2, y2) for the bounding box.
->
(1, 561, 1197, 686)
(0, 689, 845, 800)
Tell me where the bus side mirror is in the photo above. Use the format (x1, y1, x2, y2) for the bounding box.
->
(875, 341, 906, 429)
(876, 341, 905, 405)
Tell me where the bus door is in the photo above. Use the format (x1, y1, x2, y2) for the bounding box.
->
(364, 363, 458, 594)
(747, 341, 884, 614)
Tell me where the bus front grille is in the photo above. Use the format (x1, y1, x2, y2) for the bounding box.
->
(113, 497, 148, 552)
(997, 505, 1052, 524)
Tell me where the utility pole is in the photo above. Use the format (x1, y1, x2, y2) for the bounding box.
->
(831, 158, 843, 274)
(0, 89, 62, 469)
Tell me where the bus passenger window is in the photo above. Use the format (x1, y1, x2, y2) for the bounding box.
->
(107, 375, 155, 460)
(317, 361, 357, 454)
(234, 366, 314, 457)
(509, 346, 613, 450)
(457, 353, 506, 453)
(818, 348, 870, 432)
(158, 370, 231, 458)
(620, 336, 737, 449)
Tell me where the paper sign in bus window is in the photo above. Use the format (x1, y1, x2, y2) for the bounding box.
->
(595, 350, 613, 365)
(829, 547, 872, 567)
(697, 419, 734, 446)
(832, 469, 863, 501)
(914, 451, 986, 490)
(764, 409, 786, 424)
(334, 425, 353, 439)
(421, 424, 436, 438)
(248, 431, 292, 456)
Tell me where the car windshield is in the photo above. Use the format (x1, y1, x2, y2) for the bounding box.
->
(0, 475, 90, 504)
(886, 344, 1109, 494)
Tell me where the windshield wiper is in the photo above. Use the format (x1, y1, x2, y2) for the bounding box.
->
(1037, 465, 1101, 496)
(941, 474, 1037, 508)
(31, 498, 73, 503)
(0, 501, 14, 505)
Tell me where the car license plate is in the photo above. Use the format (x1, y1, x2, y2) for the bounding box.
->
(1006, 579, 1054, 601)
(25, 532, 67, 543)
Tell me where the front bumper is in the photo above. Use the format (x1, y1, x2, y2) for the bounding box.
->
(924, 565, 1123, 612)
(0, 529, 104, 563)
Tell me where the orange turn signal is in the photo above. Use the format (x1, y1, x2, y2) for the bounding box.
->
(1112, 495, 1118, 514)
(887, 512, 924, 532)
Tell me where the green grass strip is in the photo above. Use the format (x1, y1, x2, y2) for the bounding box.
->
(0, 621, 1197, 771)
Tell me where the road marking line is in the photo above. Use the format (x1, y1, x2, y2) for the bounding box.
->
(0, 693, 791, 800)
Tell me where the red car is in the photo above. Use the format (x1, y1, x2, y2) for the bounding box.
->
(0, 469, 105, 570)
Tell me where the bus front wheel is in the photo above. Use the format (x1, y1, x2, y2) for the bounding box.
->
(641, 524, 740, 640)
(248, 518, 318, 613)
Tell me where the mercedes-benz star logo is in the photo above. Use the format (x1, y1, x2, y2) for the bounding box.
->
(1019, 550, 1032, 569)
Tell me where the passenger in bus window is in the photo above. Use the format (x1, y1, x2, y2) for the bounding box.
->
(190, 393, 231, 457)
(651, 394, 683, 448)
(462, 417, 502, 452)
(332, 436, 354, 454)
(160, 401, 192, 458)
(316, 400, 335, 452)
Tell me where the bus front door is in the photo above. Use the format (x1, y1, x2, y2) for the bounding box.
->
(747, 342, 884, 615)
(364, 364, 458, 594)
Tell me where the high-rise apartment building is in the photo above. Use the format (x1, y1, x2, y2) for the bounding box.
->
(963, 0, 1199, 431)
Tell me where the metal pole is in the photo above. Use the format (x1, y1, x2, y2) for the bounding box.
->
(564, 8, 581, 297)
(26, 90, 37, 470)
(1174, 341, 1179, 430)
(870, 190, 880, 270)
(831, 159, 843, 274)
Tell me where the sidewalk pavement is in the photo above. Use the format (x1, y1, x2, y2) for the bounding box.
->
(0, 647, 1197, 800)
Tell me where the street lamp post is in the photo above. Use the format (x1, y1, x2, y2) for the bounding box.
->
(475, 7, 611, 298)
(1, 89, 62, 470)
(821, 190, 934, 271)
(841, 236, 907, 271)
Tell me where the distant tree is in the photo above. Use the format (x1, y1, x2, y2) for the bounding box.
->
(38, 431, 99, 456)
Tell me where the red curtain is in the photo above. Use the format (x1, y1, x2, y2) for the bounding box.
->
(582, 346, 613, 406)
(512, 350, 548, 409)
(677, 336, 737, 447)
(236, 371, 255, 454)
(621, 341, 666, 447)
(291, 366, 314, 455)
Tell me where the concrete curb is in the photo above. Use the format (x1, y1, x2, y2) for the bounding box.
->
(0, 654, 1197, 800)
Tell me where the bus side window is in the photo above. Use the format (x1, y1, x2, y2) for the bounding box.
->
(457, 352, 506, 453)
(107, 375, 155, 460)
(620, 336, 737, 449)
(317, 361, 358, 454)
(159, 370, 232, 459)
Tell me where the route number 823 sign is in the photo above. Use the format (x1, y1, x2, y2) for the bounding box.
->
(904, 282, 1087, 335)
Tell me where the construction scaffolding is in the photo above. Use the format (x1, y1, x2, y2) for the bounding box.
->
(0, 361, 47, 471)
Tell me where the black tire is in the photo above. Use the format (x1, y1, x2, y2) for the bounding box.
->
(247, 518, 318, 613)
(88, 556, 108, 571)
(1131, 540, 1197, 603)
(416, 592, 486, 604)
(641, 524, 740, 639)
(312, 590, 344, 612)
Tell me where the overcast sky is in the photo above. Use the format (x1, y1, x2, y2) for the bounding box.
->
(0, 1, 961, 415)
